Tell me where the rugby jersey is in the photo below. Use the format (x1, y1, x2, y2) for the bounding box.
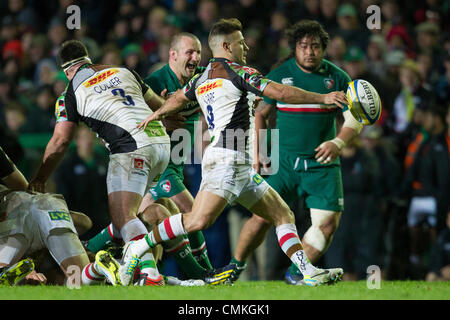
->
(264, 58, 351, 157)
(55, 64, 169, 154)
(183, 57, 271, 158)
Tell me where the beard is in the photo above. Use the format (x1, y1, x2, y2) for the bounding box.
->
(295, 57, 321, 72)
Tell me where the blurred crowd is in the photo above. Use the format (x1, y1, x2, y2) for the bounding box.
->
(0, 0, 449, 281)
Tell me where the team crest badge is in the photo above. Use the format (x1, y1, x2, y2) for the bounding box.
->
(324, 78, 334, 89)
(133, 158, 144, 169)
(161, 180, 171, 193)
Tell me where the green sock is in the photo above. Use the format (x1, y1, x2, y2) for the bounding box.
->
(289, 262, 302, 276)
(230, 256, 247, 279)
(188, 231, 213, 270)
(163, 235, 208, 279)
(87, 225, 114, 253)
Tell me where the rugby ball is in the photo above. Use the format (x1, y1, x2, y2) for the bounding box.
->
(346, 79, 382, 125)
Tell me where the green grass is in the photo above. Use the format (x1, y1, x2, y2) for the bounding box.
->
(0, 281, 449, 300)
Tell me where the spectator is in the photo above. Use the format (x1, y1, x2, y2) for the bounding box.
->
(20, 84, 56, 134)
(54, 125, 110, 241)
(319, 0, 339, 33)
(194, 0, 218, 45)
(108, 17, 130, 49)
(121, 43, 147, 75)
(326, 35, 347, 69)
(100, 43, 123, 66)
(417, 52, 440, 90)
(142, 6, 168, 58)
(415, 22, 441, 66)
(342, 46, 393, 119)
(402, 105, 449, 277)
(6, 0, 38, 33)
(324, 138, 382, 280)
(360, 125, 402, 275)
(426, 210, 450, 282)
(335, 3, 370, 50)
(392, 59, 434, 134)
(366, 35, 387, 80)
(435, 54, 450, 104)
(386, 25, 415, 59)
(4, 101, 26, 136)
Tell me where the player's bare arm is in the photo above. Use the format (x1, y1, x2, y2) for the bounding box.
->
(254, 101, 276, 172)
(263, 81, 348, 108)
(29, 121, 77, 192)
(137, 89, 189, 130)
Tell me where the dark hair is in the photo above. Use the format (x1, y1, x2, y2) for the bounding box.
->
(58, 40, 89, 67)
(272, 20, 329, 69)
(208, 18, 243, 43)
(286, 20, 330, 52)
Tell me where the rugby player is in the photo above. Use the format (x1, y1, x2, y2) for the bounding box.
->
(229, 20, 363, 284)
(107, 18, 348, 287)
(28, 40, 171, 286)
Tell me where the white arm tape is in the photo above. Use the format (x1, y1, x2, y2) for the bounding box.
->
(342, 110, 363, 134)
(330, 137, 346, 150)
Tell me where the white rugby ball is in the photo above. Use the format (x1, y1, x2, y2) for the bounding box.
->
(346, 79, 382, 125)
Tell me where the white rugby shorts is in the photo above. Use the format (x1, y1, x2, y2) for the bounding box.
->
(199, 147, 269, 209)
(0, 193, 84, 265)
(106, 143, 170, 195)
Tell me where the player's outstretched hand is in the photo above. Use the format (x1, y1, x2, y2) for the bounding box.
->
(323, 91, 348, 108)
(137, 113, 161, 130)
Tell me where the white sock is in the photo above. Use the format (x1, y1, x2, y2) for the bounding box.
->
(81, 262, 104, 285)
(120, 218, 148, 243)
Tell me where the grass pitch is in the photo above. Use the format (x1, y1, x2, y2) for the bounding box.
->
(0, 281, 448, 300)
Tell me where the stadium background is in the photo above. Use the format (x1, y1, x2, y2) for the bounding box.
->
(0, 0, 448, 282)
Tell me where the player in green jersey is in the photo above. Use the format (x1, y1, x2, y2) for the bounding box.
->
(228, 20, 364, 284)
(139, 32, 215, 272)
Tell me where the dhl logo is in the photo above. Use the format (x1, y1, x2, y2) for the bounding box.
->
(84, 69, 119, 88)
(197, 79, 223, 96)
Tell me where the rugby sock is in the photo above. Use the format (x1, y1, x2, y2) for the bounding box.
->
(138, 251, 161, 279)
(121, 218, 148, 243)
(188, 231, 213, 270)
(163, 235, 208, 278)
(87, 223, 122, 253)
(276, 224, 318, 276)
(132, 213, 187, 257)
(230, 256, 247, 278)
(81, 262, 105, 285)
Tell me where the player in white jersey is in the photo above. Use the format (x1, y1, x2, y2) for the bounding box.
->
(0, 147, 120, 286)
(109, 18, 348, 287)
(28, 40, 170, 285)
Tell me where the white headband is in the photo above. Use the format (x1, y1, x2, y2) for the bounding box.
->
(62, 56, 92, 72)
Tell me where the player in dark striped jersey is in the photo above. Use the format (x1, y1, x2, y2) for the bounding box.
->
(113, 18, 348, 287)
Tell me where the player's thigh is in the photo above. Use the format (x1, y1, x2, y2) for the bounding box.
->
(183, 190, 228, 232)
(302, 166, 344, 212)
(247, 187, 295, 226)
(107, 143, 170, 198)
(108, 191, 143, 228)
(0, 234, 29, 266)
